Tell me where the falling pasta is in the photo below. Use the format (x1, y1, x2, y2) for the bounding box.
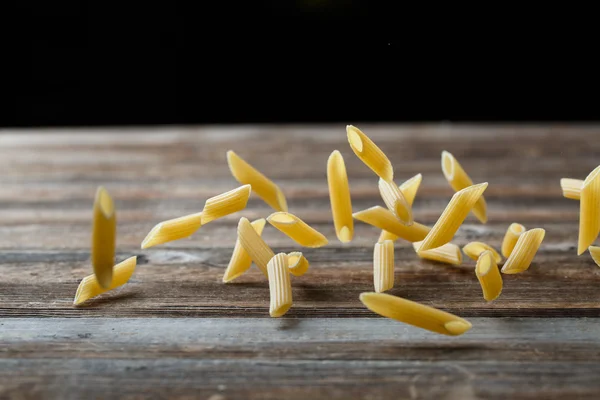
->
(378, 174, 423, 241)
(373, 240, 394, 293)
(267, 253, 293, 317)
(353, 206, 430, 243)
(475, 250, 502, 301)
(91, 186, 116, 288)
(74, 256, 137, 305)
(201, 184, 252, 224)
(501, 228, 545, 274)
(462, 241, 502, 264)
(359, 292, 472, 336)
(560, 178, 583, 200)
(417, 183, 488, 252)
(578, 166, 600, 255)
(501, 223, 526, 258)
(287, 252, 310, 276)
(589, 246, 600, 267)
(378, 178, 413, 226)
(267, 212, 328, 248)
(413, 241, 462, 266)
(222, 218, 267, 283)
(327, 150, 354, 243)
(441, 151, 488, 223)
(346, 125, 393, 182)
(141, 212, 203, 250)
(237, 217, 274, 276)
(227, 150, 288, 212)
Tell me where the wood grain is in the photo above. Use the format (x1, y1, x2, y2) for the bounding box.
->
(1, 124, 600, 399)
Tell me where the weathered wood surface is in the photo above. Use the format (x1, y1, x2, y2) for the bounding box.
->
(1, 124, 600, 399)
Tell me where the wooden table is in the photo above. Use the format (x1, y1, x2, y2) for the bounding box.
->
(1, 124, 600, 399)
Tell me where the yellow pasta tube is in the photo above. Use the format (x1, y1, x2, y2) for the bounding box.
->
(378, 178, 413, 225)
(327, 150, 354, 243)
(267, 212, 328, 248)
(91, 186, 116, 288)
(201, 184, 251, 224)
(373, 240, 394, 293)
(441, 151, 488, 223)
(287, 251, 309, 276)
(353, 206, 430, 243)
(560, 178, 583, 200)
(501, 228, 545, 274)
(413, 241, 462, 266)
(222, 218, 267, 283)
(141, 212, 203, 249)
(501, 223, 526, 258)
(346, 125, 393, 182)
(267, 253, 293, 317)
(418, 183, 488, 252)
(359, 292, 472, 336)
(237, 217, 274, 276)
(378, 230, 399, 243)
(399, 173, 422, 206)
(74, 256, 137, 305)
(226, 150, 288, 212)
(462, 241, 502, 264)
(589, 246, 600, 267)
(476, 250, 503, 302)
(578, 166, 600, 254)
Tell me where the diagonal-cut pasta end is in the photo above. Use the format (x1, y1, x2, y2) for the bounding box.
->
(346, 125, 364, 152)
(275, 187, 288, 212)
(472, 198, 488, 224)
(441, 151, 456, 181)
(141, 223, 164, 249)
(589, 246, 600, 267)
(95, 186, 115, 219)
(444, 320, 472, 336)
(267, 212, 295, 225)
(339, 226, 352, 243)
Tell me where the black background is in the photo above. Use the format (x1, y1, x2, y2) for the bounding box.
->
(7, 2, 600, 127)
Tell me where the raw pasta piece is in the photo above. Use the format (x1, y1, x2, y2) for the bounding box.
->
(413, 241, 462, 266)
(267, 212, 328, 248)
(91, 186, 116, 288)
(141, 212, 203, 249)
(222, 218, 267, 282)
(237, 217, 274, 276)
(74, 256, 137, 305)
(462, 241, 502, 264)
(353, 206, 430, 243)
(418, 183, 488, 252)
(476, 250, 502, 301)
(327, 150, 354, 243)
(373, 240, 394, 293)
(227, 150, 288, 212)
(399, 173, 422, 206)
(560, 178, 583, 200)
(201, 184, 251, 224)
(378, 230, 399, 243)
(501, 228, 545, 274)
(589, 246, 600, 267)
(578, 166, 600, 254)
(267, 253, 293, 317)
(287, 252, 309, 276)
(441, 151, 488, 223)
(501, 223, 526, 258)
(378, 178, 413, 225)
(346, 125, 393, 182)
(359, 292, 472, 336)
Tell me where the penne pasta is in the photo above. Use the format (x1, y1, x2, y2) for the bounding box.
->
(578, 166, 600, 255)
(359, 292, 472, 336)
(378, 178, 413, 225)
(74, 256, 137, 306)
(413, 241, 462, 266)
(226, 150, 288, 212)
(462, 241, 502, 264)
(589, 246, 600, 267)
(373, 240, 394, 293)
(501, 228, 545, 274)
(287, 251, 310, 276)
(378, 230, 399, 243)
(441, 151, 488, 223)
(399, 173, 423, 206)
(327, 150, 354, 243)
(560, 178, 583, 200)
(201, 184, 251, 224)
(267, 212, 328, 248)
(353, 206, 430, 243)
(476, 250, 502, 301)
(237, 217, 274, 276)
(267, 253, 293, 317)
(501, 223, 526, 258)
(417, 183, 488, 252)
(222, 218, 267, 283)
(91, 186, 116, 288)
(346, 125, 393, 182)
(141, 212, 203, 250)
